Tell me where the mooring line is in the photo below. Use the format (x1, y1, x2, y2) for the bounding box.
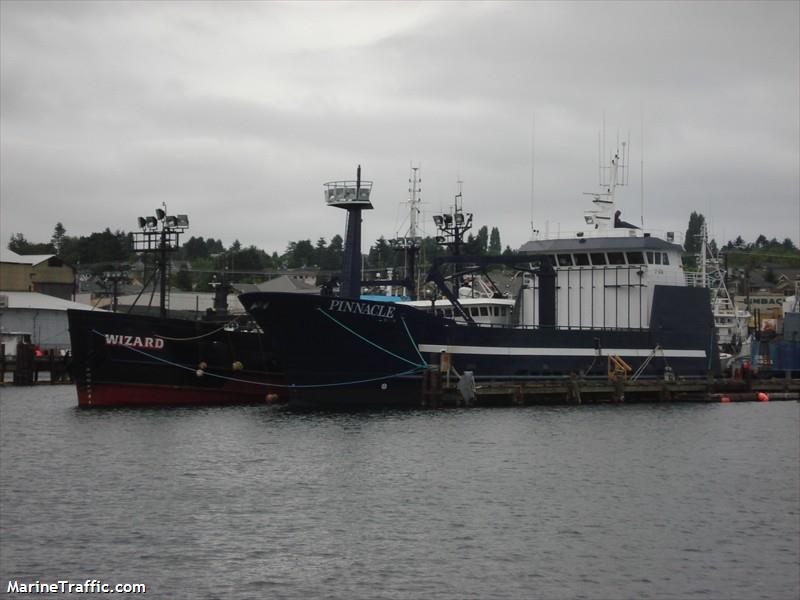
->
(315, 308, 426, 368)
(400, 316, 428, 367)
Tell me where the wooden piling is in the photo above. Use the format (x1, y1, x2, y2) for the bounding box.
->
(13, 343, 35, 386)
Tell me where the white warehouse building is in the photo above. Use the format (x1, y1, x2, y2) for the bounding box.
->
(0, 291, 92, 355)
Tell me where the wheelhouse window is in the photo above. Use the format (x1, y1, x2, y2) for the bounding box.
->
(574, 253, 590, 266)
(557, 254, 573, 266)
(479, 306, 489, 317)
(646, 251, 654, 264)
(590, 252, 607, 265)
(662, 253, 670, 265)
(654, 252, 662, 265)
(626, 251, 645, 264)
(607, 252, 625, 265)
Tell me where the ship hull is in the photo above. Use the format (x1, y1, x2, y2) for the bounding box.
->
(239, 287, 719, 409)
(67, 309, 283, 407)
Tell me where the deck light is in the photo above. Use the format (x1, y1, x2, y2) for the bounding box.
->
(165, 216, 178, 228)
(145, 216, 158, 228)
(176, 215, 189, 228)
(137, 217, 146, 229)
(155, 208, 166, 221)
(433, 215, 444, 227)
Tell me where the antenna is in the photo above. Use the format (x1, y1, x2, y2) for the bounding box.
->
(640, 106, 645, 228)
(583, 119, 631, 230)
(530, 112, 537, 238)
(408, 163, 421, 238)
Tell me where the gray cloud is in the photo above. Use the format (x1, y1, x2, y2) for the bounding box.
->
(2, 1, 798, 256)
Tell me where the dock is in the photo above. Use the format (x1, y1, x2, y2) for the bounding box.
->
(422, 364, 799, 407)
(0, 344, 72, 386)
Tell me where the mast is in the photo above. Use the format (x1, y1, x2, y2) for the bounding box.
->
(325, 166, 374, 299)
(432, 180, 473, 295)
(700, 222, 707, 288)
(132, 208, 189, 318)
(583, 128, 630, 230)
(404, 165, 422, 299)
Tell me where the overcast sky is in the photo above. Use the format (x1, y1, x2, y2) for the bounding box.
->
(2, 1, 798, 256)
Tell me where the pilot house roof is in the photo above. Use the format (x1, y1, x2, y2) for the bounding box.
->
(518, 236, 683, 255)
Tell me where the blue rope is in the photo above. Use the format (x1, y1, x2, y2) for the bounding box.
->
(90, 329, 425, 389)
(315, 308, 426, 368)
(400, 316, 428, 367)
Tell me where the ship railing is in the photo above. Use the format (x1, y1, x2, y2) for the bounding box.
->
(529, 227, 684, 244)
(450, 321, 649, 332)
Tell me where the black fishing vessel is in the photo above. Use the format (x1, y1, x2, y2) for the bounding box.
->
(239, 159, 719, 408)
(67, 209, 282, 407)
(67, 307, 281, 407)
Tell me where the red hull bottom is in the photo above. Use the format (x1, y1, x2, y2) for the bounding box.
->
(76, 382, 284, 408)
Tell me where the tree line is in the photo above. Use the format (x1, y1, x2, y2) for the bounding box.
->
(683, 211, 798, 269)
(8, 217, 796, 291)
(7, 222, 509, 274)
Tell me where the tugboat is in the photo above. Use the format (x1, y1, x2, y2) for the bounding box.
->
(67, 209, 282, 407)
(239, 154, 719, 409)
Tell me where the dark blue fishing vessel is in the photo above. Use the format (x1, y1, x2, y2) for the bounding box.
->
(239, 158, 719, 408)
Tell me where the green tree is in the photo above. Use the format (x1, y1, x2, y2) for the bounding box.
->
(286, 240, 314, 268)
(183, 236, 209, 260)
(173, 266, 193, 291)
(314, 237, 328, 268)
(51, 222, 66, 255)
(320, 235, 343, 270)
(684, 212, 705, 254)
(231, 246, 271, 274)
(489, 227, 501, 254)
(476, 225, 489, 254)
(367, 236, 394, 271)
(206, 238, 225, 254)
(76, 228, 129, 267)
(8, 233, 55, 254)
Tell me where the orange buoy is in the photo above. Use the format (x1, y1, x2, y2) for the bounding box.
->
(720, 396, 731, 403)
(756, 392, 769, 402)
(265, 393, 279, 403)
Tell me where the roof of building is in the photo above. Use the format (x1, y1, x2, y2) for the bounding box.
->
(0, 291, 93, 311)
(256, 275, 320, 294)
(0, 247, 56, 266)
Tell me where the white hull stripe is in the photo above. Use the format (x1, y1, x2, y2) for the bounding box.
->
(418, 344, 706, 358)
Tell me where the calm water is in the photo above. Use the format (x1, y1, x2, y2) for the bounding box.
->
(1, 387, 798, 600)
